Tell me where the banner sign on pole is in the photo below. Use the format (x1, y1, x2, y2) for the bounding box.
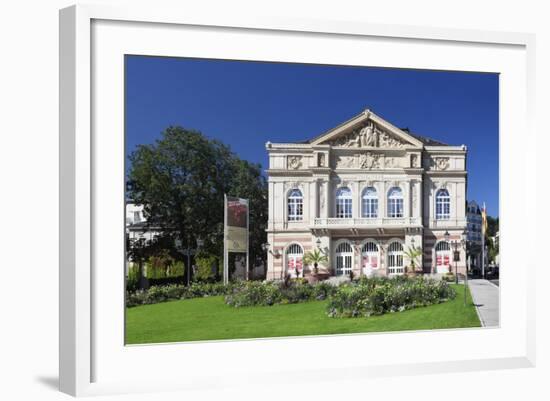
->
(223, 195, 249, 283)
(225, 196, 248, 252)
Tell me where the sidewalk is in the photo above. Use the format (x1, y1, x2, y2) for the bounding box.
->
(467, 279, 500, 327)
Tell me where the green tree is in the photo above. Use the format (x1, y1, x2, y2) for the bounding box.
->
(127, 126, 267, 281)
(126, 233, 178, 289)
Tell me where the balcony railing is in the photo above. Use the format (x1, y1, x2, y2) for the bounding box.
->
(429, 218, 467, 228)
(313, 217, 422, 228)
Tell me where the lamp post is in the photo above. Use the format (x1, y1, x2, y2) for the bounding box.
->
(444, 230, 467, 285)
(176, 235, 204, 286)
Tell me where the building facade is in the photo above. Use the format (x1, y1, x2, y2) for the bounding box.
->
(265, 109, 468, 279)
(466, 200, 483, 270)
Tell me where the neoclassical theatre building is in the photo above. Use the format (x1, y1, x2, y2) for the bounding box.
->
(265, 109, 468, 279)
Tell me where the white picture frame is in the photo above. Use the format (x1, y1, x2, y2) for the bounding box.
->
(59, 4, 536, 397)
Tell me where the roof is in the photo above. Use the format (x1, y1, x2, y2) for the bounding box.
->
(298, 109, 452, 147)
(407, 132, 450, 146)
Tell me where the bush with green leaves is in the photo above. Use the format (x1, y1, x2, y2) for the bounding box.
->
(224, 279, 339, 307)
(224, 281, 283, 307)
(327, 276, 456, 318)
(194, 254, 218, 282)
(126, 281, 244, 307)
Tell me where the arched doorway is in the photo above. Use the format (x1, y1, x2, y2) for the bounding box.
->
(387, 241, 404, 275)
(286, 243, 304, 278)
(435, 241, 451, 274)
(361, 241, 379, 276)
(335, 242, 353, 276)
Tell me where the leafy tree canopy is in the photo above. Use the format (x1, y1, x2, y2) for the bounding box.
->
(127, 126, 267, 270)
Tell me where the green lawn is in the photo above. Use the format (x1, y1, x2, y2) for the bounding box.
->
(125, 284, 480, 344)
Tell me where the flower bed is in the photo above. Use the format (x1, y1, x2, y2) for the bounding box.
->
(126, 281, 242, 307)
(127, 276, 456, 319)
(327, 276, 456, 318)
(224, 280, 337, 307)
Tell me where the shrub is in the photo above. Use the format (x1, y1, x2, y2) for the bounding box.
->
(312, 282, 338, 300)
(126, 263, 141, 292)
(442, 273, 456, 282)
(224, 281, 282, 307)
(194, 254, 218, 282)
(126, 280, 243, 307)
(327, 276, 456, 318)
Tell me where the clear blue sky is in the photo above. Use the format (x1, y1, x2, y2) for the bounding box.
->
(126, 56, 499, 217)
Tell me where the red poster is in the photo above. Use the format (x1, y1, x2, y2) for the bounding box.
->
(443, 255, 450, 266)
(436, 255, 442, 266)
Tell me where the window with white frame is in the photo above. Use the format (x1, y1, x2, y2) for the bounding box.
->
(387, 187, 403, 218)
(436, 189, 451, 220)
(336, 187, 352, 218)
(335, 241, 353, 275)
(287, 189, 303, 221)
(387, 241, 404, 274)
(361, 187, 378, 218)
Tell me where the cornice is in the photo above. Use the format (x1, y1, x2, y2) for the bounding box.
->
(266, 143, 313, 150)
(425, 170, 467, 177)
(267, 169, 313, 177)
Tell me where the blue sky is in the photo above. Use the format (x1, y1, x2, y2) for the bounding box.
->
(126, 56, 499, 217)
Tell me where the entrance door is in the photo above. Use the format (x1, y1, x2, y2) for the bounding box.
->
(361, 241, 379, 276)
(387, 241, 404, 275)
(286, 243, 304, 278)
(435, 241, 451, 274)
(335, 242, 353, 276)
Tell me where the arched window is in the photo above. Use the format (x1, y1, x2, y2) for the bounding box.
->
(287, 189, 303, 221)
(361, 241, 380, 274)
(361, 187, 378, 218)
(435, 241, 451, 274)
(336, 187, 352, 218)
(286, 243, 304, 278)
(436, 189, 451, 220)
(387, 187, 404, 218)
(387, 241, 404, 275)
(335, 241, 353, 275)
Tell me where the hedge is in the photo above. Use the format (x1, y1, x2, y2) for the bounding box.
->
(327, 276, 456, 318)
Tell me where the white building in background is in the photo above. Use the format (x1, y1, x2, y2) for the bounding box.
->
(466, 200, 483, 270)
(125, 202, 161, 242)
(265, 109, 468, 279)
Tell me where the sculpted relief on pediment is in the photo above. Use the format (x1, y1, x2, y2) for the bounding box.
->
(324, 122, 408, 149)
(334, 152, 401, 170)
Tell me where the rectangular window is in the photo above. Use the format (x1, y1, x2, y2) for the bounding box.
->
(436, 198, 451, 219)
(336, 199, 352, 218)
(288, 198, 303, 221)
(388, 199, 403, 218)
(362, 198, 378, 218)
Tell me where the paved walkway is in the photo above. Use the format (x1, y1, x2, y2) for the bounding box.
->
(467, 279, 500, 327)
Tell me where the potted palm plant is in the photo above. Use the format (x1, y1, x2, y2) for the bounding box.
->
(404, 245, 423, 276)
(303, 248, 329, 283)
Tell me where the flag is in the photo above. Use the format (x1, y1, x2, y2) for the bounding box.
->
(481, 202, 488, 235)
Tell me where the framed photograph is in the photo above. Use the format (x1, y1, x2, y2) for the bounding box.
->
(59, 4, 536, 397)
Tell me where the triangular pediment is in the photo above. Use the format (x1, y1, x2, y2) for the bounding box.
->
(309, 110, 424, 149)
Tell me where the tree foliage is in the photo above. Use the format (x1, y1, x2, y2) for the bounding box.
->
(127, 126, 268, 276)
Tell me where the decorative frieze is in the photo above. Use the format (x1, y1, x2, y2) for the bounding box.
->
(287, 155, 303, 170)
(359, 152, 381, 169)
(325, 122, 407, 149)
(431, 157, 450, 171)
